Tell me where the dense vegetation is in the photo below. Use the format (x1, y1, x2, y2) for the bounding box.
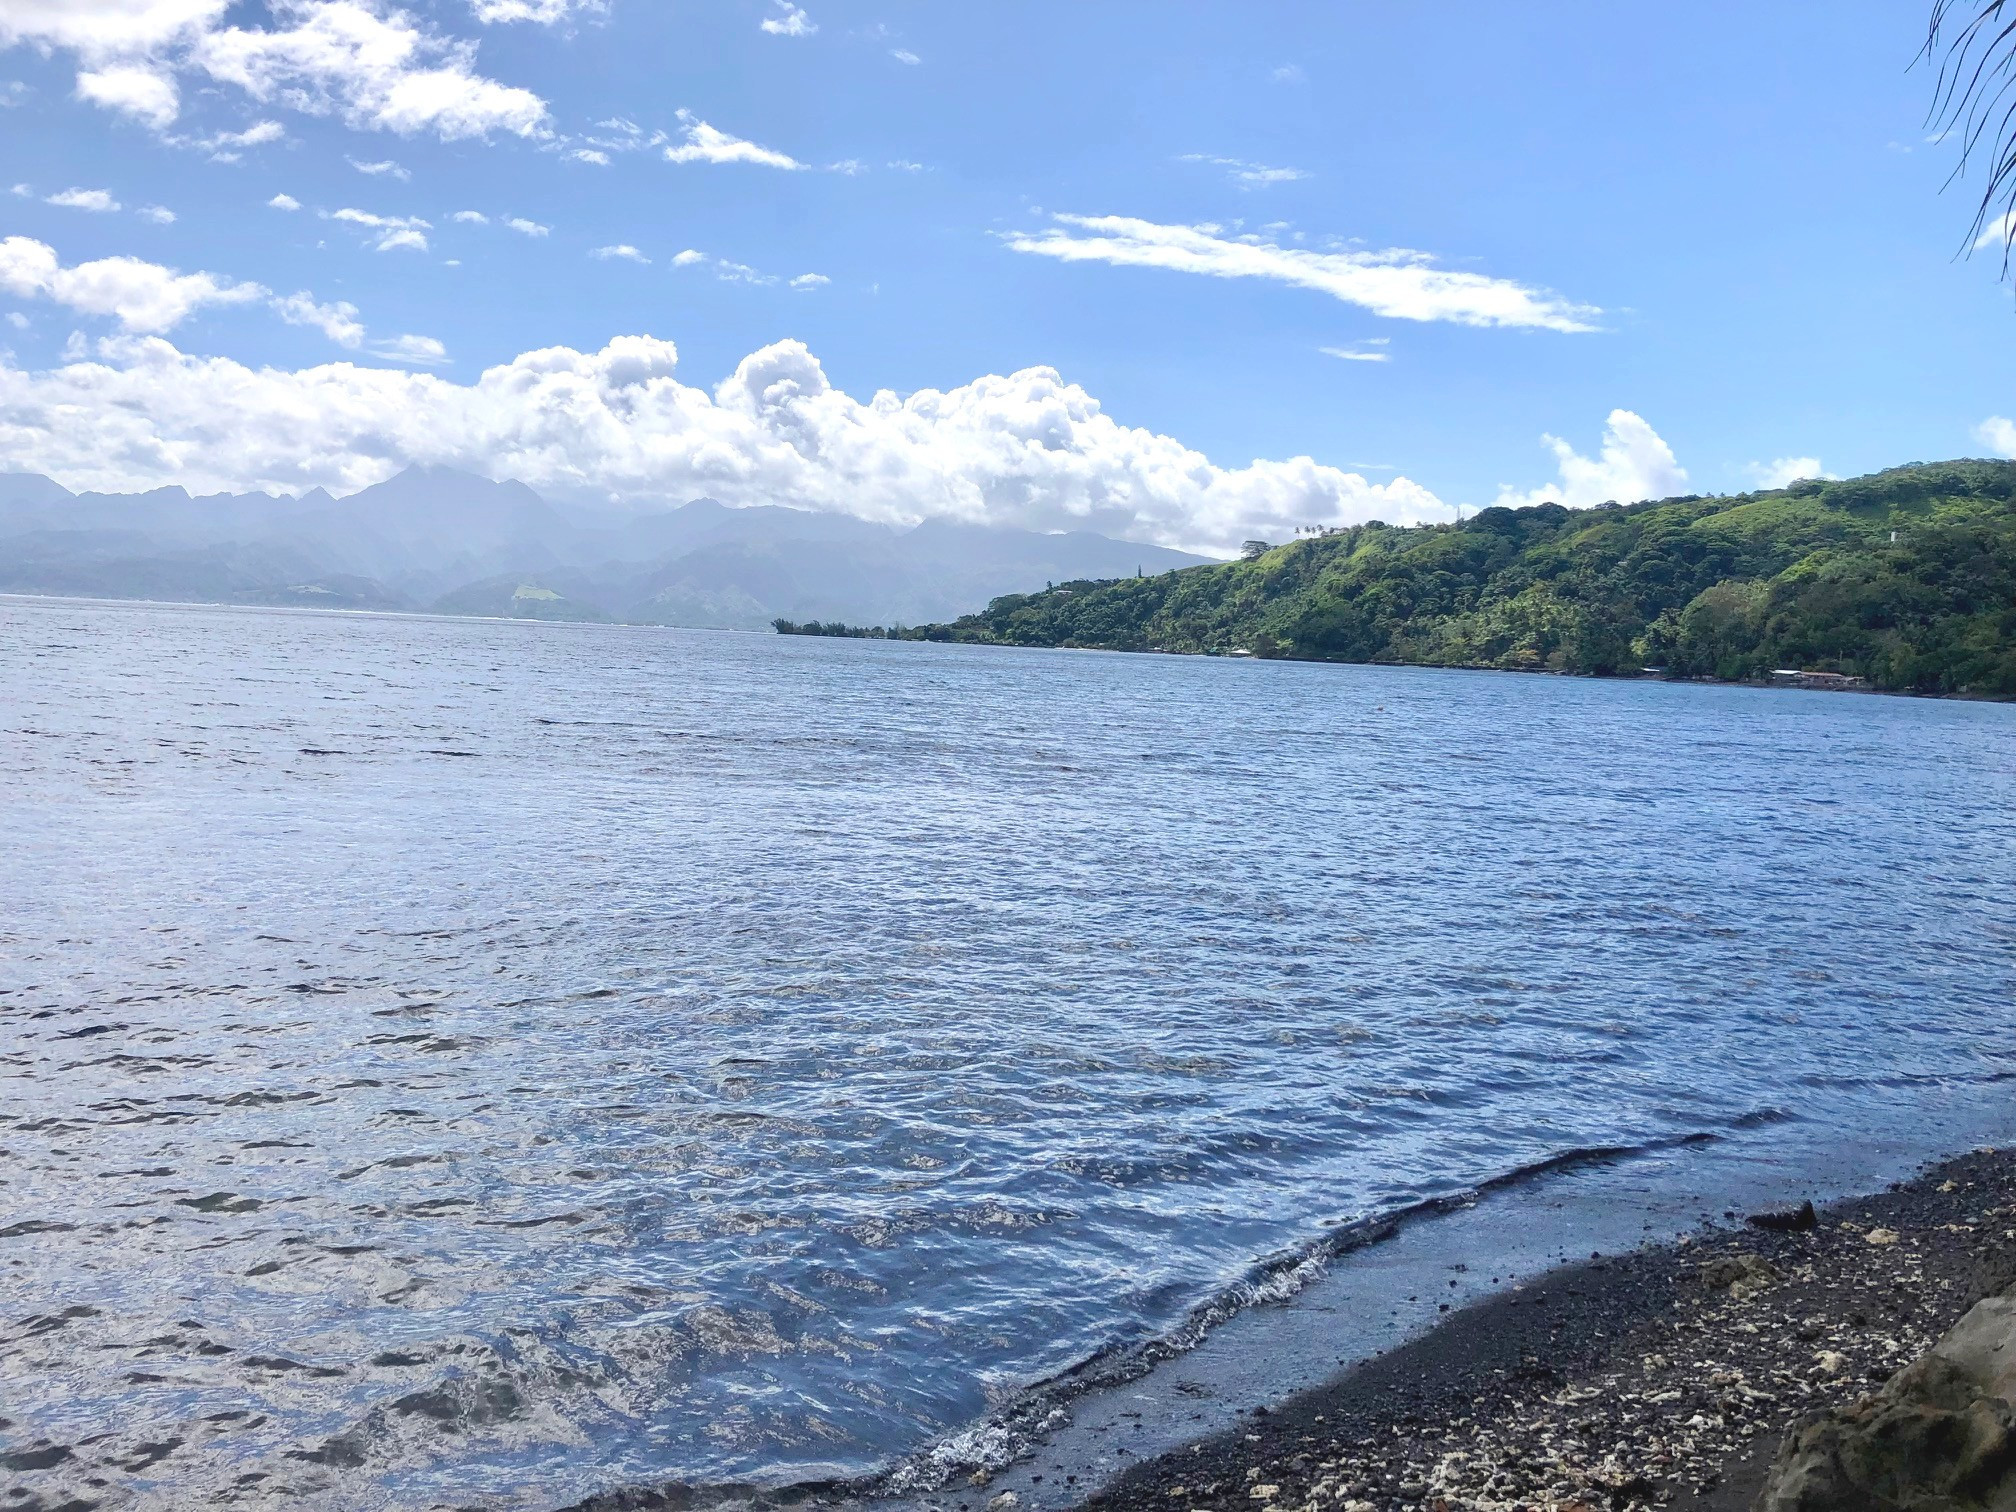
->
(772, 618, 900, 638)
(887, 460, 2016, 697)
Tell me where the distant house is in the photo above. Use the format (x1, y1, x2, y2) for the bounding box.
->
(1770, 669, 1867, 691)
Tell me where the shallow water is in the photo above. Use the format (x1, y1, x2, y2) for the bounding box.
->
(2, 597, 2013, 1511)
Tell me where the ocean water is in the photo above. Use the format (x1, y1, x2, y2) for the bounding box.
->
(3, 596, 2014, 1511)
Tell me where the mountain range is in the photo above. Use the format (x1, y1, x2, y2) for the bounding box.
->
(0, 466, 1210, 628)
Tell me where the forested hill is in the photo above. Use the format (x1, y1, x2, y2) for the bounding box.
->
(899, 459, 2016, 697)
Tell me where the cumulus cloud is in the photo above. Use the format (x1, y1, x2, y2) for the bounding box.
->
(2, 0, 548, 140)
(272, 289, 366, 346)
(1007, 215, 1600, 332)
(0, 235, 266, 333)
(1976, 416, 2016, 456)
(451, 209, 488, 224)
(137, 204, 177, 224)
(202, 119, 286, 154)
(1179, 154, 1309, 189)
(789, 272, 829, 289)
(75, 62, 179, 127)
(592, 244, 648, 262)
(505, 216, 549, 236)
(663, 109, 804, 169)
(670, 248, 705, 266)
(567, 147, 610, 166)
(0, 333, 1451, 551)
(268, 192, 302, 210)
(1745, 456, 1834, 489)
(1, 235, 439, 361)
(1973, 211, 2015, 252)
(760, 1, 816, 36)
(47, 187, 122, 212)
(1493, 410, 1687, 511)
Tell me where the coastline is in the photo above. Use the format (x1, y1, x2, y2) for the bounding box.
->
(1069, 1145, 2016, 1512)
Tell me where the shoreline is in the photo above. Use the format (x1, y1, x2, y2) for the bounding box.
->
(1067, 1145, 2016, 1512)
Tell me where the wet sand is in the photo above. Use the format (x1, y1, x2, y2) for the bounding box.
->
(1068, 1147, 2016, 1512)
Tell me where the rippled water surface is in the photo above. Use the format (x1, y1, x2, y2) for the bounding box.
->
(4, 597, 2014, 1510)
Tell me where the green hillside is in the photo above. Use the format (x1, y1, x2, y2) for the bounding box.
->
(898, 459, 2016, 697)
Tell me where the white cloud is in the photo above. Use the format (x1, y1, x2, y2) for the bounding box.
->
(713, 260, 775, 286)
(1007, 215, 1601, 333)
(268, 192, 302, 210)
(0, 81, 28, 106)
(9, 184, 28, 198)
(467, 0, 603, 21)
(203, 119, 285, 152)
(505, 216, 548, 236)
(670, 248, 706, 266)
(1493, 410, 1687, 511)
(789, 272, 829, 289)
(1976, 416, 2016, 456)
(887, 158, 924, 173)
(137, 204, 177, 224)
(567, 147, 610, 166)
(663, 109, 803, 169)
(4, 311, 27, 329)
(1745, 456, 1834, 489)
(0, 333, 1451, 551)
(348, 156, 410, 180)
(75, 62, 179, 127)
(1179, 155, 1310, 189)
(331, 207, 432, 251)
(1974, 211, 2015, 252)
(368, 331, 448, 364)
(451, 209, 489, 224)
(890, 48, 920, 64)
(272, 289, 365, 346)
(1272, 64, 1305, 83)
(1320, 341, 1389, 363)
(760, 1, 816, 36)
(47, 187, 122, 213)
(2, 0, 549, 141)
(0, 235, 266, 333)
(592, 244, 648, 263)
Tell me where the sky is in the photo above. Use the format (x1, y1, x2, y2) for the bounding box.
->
(2, 0, 2014, 552)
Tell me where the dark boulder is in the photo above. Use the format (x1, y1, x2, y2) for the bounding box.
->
(1756, 1289, 2016, 1511)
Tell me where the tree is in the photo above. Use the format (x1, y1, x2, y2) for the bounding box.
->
(1928, 2, 2016, 270)
(1240, 540, 1271, 560)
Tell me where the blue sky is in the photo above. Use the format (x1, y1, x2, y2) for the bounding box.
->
(1, 1, 2012, 550)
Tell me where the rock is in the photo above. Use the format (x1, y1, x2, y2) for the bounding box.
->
(1756, 1286, 2016, 1511)
(1699, 1254, 1781, 1299)
(987, 1494, 1020, 1511)
(1866, 1228, 1902, 1246)
(1748, 1202, 1819, 1233)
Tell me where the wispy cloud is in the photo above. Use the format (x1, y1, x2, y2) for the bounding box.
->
(567, 147, 611, 166)
(592, 244, 649, 263)
(349, 157, 411, 181)
(137, 205, 177, 225)
(505, 216, 549, 236)
(1973, 210, 2015, 252)
(760, 1, 816, 36)
(1180, 155, 1310, 189)
(331, 207, 432, 252)
(1004, 214, 1601, 332)
(890, 48, 921, 65)
(663, 109, 803, 169)
(47, 187, 121, 213)
(1320, 339, 1390, 363)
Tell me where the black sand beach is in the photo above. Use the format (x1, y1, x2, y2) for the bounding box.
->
(1064, 1147, 2016, 1512)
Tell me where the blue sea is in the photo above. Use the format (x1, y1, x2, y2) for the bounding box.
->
(3, 596, 2014, 1510)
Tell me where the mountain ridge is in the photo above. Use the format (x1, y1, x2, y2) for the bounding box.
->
(890, 458, 2016, 697)
(0, 464, 1212, 627)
